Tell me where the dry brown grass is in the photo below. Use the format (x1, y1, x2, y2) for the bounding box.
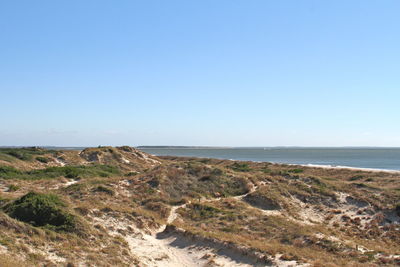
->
(0, 148, 399, 266)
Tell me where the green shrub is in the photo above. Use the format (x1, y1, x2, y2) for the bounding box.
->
(7, 184, 20, 192)
(6, 150, 33, 161)
(199, 159, 211, 164)
(262, 167, 271, 173)
(211, 168, 223, 176)
(4, 192, 77, 232)
(349, 175, 364, 181)
(186, 203, 224, 220)
(64, 167, 80, 178)
(0, 164, 120, 180)
(288, 169, 304, 174)
(95, 185, 115, 196)
(229, 162, 251, 172)
(0, 166, 21, 177)
(36, 157, 50, 163)
(0, 148, 56, 161)
(125, 172, 138, 177)
(64, 183, 86, 192)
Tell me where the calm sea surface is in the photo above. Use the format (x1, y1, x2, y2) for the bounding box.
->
(140, 148, 400, 171)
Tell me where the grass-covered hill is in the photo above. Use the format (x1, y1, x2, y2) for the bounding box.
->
(0, 147, 399, 266)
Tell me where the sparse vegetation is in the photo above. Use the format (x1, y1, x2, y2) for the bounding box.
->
(244, 189, 282, 210)
(0, 147, 56, 161)
(0, 164, 120, 180)
(0, 147, 399, 266)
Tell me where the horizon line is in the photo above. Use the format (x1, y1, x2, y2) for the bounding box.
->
(2, 145, 400, 149)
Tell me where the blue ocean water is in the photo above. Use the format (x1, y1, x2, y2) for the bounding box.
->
(139, 148, 400, 171)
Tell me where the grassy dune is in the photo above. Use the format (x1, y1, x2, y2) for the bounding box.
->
(0, 147, 398, 266)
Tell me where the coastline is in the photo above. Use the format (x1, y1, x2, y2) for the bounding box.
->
(252, 160, 400, 174)
(148, 152, 400, 174)
(288, 163, 400, 174)
(140, 148, 400, 174)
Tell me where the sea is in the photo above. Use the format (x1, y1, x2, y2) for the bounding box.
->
(139, 147, 400, 171)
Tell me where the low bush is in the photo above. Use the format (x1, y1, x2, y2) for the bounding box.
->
(0, 148, 56, 161)
(185, 203, 224, 220)
(36, 157, 50, 163)
(0, 164, 120, 180)
(4, 192, 77, 232)
(244, 192, 281, 210)
(229, 162, 251, 172)
(7, 184, 20, 192)
(0, 166, 21, 177)
(288, 168, 304, 174)
(349, 175, 364, 181)
(6, 150, 33, 161)
(94, 185, 115, 196)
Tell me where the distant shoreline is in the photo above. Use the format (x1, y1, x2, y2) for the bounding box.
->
(2, 146, 400, 149)
(287, 163, 400, 174)
(138, 146, 400, 149)
(1, 146, 399, 173)
(141, 147, 400, 172)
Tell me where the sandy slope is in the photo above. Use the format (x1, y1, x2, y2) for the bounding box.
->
(92, 184, 309, 267)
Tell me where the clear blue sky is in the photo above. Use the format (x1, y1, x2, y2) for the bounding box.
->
(1, 1, 399, 147)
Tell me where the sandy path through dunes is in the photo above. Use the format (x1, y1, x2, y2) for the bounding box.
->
(91, 182, 309, 267)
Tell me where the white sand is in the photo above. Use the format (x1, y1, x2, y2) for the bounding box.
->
(89, 185, 310, 267)
(297, 163, 400, 174)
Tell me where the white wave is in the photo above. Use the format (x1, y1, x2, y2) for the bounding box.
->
(297, 163, 400, 173)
